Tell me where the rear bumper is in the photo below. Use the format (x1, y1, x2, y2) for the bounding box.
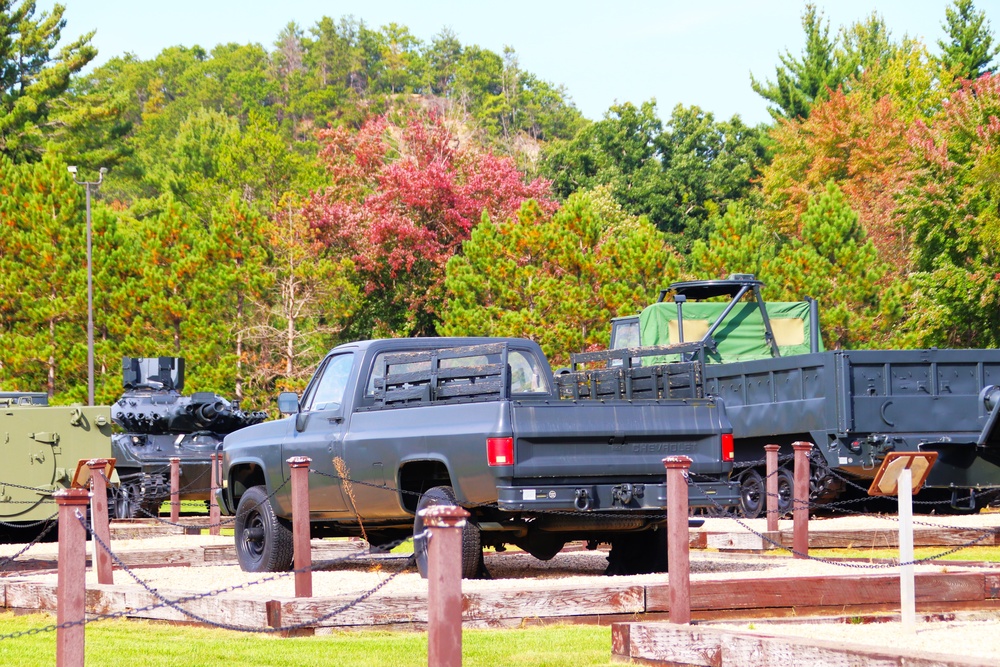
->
(497, 478, 738, 512)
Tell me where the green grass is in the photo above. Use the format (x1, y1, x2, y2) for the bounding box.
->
(804, 545, 1000, 563)
(0, 613, 619, 667)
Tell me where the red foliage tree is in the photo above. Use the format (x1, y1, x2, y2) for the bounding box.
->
(303, 111, 555, 336)
(762, 89, 916, 263)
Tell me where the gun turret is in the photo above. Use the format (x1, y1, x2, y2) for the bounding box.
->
(111, 357, 266, 435)
(109, 356, 267, 519)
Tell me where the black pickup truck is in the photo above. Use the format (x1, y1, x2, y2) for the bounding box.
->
(218, 337, 737, 577)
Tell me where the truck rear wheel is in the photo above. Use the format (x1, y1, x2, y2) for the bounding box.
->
(235, 485, 294, 572)
(776, 469, 794, 516)
(413, 485, 482, 579)
(739, 469, 764, 518)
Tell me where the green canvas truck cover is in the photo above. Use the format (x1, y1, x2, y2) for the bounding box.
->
(639, 300, 822, 363)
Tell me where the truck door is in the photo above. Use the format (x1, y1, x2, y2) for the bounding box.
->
(281, 352, 354, 516)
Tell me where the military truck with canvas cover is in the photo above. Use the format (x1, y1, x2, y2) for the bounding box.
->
(606, 274, 1000, 516)
(219, 337, 737, 577)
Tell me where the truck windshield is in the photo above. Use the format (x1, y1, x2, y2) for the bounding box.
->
(366, 348, 549, 395)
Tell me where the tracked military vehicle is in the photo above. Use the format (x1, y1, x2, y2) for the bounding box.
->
(0, 400, 114, 540)
(111, 357, 267, 518)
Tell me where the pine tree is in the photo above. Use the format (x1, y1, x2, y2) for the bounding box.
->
(441, 192, 680, 365)
(0, 155, 88, 398)
(764, 182, 898, 349)
(937, 0, 998, 80)
(0, 1, 97, 161)
(750, 4, 851, 119)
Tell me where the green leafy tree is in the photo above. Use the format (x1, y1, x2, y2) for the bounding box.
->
(0, 0, 96, 161)
(898, 73, 1000, 347)
(543, 101, 665, 214)
(655, 105, 766, 245)
(441, 193, 681, 365)
(542, 101, 764, 249)
(937, 0, 998, 80)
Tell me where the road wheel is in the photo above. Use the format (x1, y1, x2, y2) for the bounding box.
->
(777, 469, 794, 516)
(234, 485, 293, 572)
(413, 485, 481, 579)
(739, 469, 764, 518)
(110, 475, 162, 519)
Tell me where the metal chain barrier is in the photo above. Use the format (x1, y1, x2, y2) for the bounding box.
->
(0, 515, 414, 642)
(0, 516, 59, 571)
(685, 475, 1000, 568)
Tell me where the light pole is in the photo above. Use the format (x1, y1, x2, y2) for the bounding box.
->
(68, 166, 106, 406)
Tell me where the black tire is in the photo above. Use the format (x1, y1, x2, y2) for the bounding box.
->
(521, 535, 566, 561)
(739, 469, 765, 518)
(776, 469, 794, 517)
(605, 530, 668, 576)
(234, 485, 294, 572)
(413, 485, 481, 579)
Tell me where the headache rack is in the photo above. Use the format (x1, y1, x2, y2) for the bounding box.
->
(373, 343, 511, 406)
(556, 342, 705, 401)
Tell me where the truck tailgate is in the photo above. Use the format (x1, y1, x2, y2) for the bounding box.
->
(509, 399, 729, 479)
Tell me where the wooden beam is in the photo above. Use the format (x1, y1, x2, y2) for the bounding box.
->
(646, 572, 985, 612)
(612, 622, 998, 667)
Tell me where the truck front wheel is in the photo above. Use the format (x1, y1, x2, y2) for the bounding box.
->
(235, 485, 294, 572)
(413, 485, 482, 579)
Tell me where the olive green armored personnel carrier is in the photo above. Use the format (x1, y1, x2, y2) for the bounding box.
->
(0, 401, 114, 539)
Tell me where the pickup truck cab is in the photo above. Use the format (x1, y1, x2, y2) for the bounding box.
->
(219, 337, 736, 577)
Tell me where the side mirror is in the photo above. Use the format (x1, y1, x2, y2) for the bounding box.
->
(277, 392, 300, 415)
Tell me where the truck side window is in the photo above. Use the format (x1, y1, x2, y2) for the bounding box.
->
(509, 350, 549, 394)
(304, 353, 353, 412)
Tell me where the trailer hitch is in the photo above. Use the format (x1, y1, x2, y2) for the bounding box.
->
(611, 483, 634, 506)
(950, 488, 978, 512)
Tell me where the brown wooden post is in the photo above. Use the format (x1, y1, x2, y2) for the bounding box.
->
(169, 456, 181, 522)
(791, 441, 813, 559)
(87, 459, 114, 585)
(56, 488, 90, 667)
(422, 504, 470, 667)
(664, 455, 692, 625)
(764, 444, 780, 533)
(288, 456, 313, 598)
(209, 452, 221, 536)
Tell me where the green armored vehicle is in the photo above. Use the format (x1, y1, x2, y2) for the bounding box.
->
(0, 398, 114, 538)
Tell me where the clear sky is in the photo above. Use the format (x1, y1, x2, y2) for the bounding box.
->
(48, 0, 989, 126)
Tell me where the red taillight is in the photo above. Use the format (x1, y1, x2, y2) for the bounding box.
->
(722, 433, 735, 462)
(487, 437, 514, 467)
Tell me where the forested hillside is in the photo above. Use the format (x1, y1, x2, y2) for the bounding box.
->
(1, 0, 998, 410)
